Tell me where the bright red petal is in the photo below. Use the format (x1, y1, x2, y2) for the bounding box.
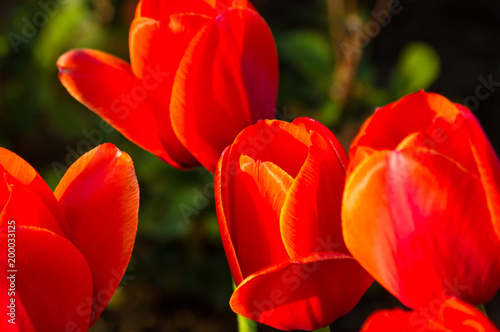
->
(0, 148, 69, 236)
(349, 90, 436, 168)
(215, 146, 244, 283)
(221, 153, 291, 282)
(53, 144, 139, 326)
(171, 8, 278, 171)
(360, 298, 500, 332)
(129, 14, 210, 167)
(57, 49, 182, 166)
(343, 148, 500, 308)
(280, 131, 347, 258)
(0, 226, 92, 332)
(230, 252, 373, 331)
(135, 0, 217, 20)
(292, 117, 349, 170)
(0, 173, 65, 237)
(231, 120, 311, 178)
(458, 104, 500, 239)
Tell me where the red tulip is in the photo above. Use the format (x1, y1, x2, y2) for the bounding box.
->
(342, 90, 500, 309)
(0, 144, 139, 331)
(57, 0, 278, 172)
(215, 117, 373, 331)
(360, 298, 499, 332)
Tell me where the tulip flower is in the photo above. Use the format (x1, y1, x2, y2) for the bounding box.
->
(360, 298, 500, 332)
(215, 117, 373, 331)
(0, 144, 139, 331)
(57, 0, 279, 172)
(342, 90, 500, 309)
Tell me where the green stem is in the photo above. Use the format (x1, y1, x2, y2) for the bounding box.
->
(477, 303, 488, 316)
(237, 313, 258, 332)
(313, 326, 332, 332)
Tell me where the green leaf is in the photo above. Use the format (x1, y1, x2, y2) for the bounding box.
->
(390, 42, 441, 96)
(277, 30, 333, 82)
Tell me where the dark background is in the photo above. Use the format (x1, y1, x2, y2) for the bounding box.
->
(1, 0, 500, 331)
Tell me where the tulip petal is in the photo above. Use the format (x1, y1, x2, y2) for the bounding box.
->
(350, 91, 436, 159)
(135, 0, 217, 20)
(280, 132, 348, 259)
(230, 252, 373, 331)
(0, 148, 69, 236)
(128, 14, 210, 167)
(458, 104, 500, 238)
(171, 8, 278, 171)
(360, 298, 500, 332)
(292, 117, 349, 170)
(343, 148, 500, 308)
(223, 154, 291, 281)
(393, 95, 478, 176)
(215, 146, 244, 283)
(0, 226, 92, 332)
(54, 144, 139, 326)
(0, 173, 65, 237)
(231, 120, 311, 178)
(57, 49, 181, 166)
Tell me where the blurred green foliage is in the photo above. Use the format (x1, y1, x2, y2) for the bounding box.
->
(2, 0, 500, 331)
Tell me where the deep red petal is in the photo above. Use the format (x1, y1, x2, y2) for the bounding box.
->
(54, 144, 139, 326)
(215, 120, 314, 284)
(57, 49, 187, 167)
(292, 117, 349, 170)
(215, 146, 244, 283)
(0, 173, 65, 237)
(360, 298, 500, 332)
(393, 94, 477, 176)
(128, 14, 210, 167)
(0, 226, 92, 332)
(231, 120, 311, 178)
(280, 131, 347, 258)
(343, 148, 500, 308)
(135, 0, 217, 20)
(0, 148, 69, 236)
(225, 154, 291, 281)
(349, 90, 436, 169)
(230, 252, 373, 331)
(457, 104, 500, 239)
(171, 8, 278, 171)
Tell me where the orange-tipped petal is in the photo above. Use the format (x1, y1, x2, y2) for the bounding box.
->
(349, 90, 436, 167)
(54, 144, 139, 326)
(171, 8, 278, 171)
(57, 49, 180, 166)
(0, 148, 69, 236)
(360, 298, 500, 332)
(343, 148, 500, 308)
(0, 226, 92, 332)
(230, 252, 373, 331)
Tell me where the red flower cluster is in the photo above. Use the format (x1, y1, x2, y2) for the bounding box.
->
(42, 0, 500, 330)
